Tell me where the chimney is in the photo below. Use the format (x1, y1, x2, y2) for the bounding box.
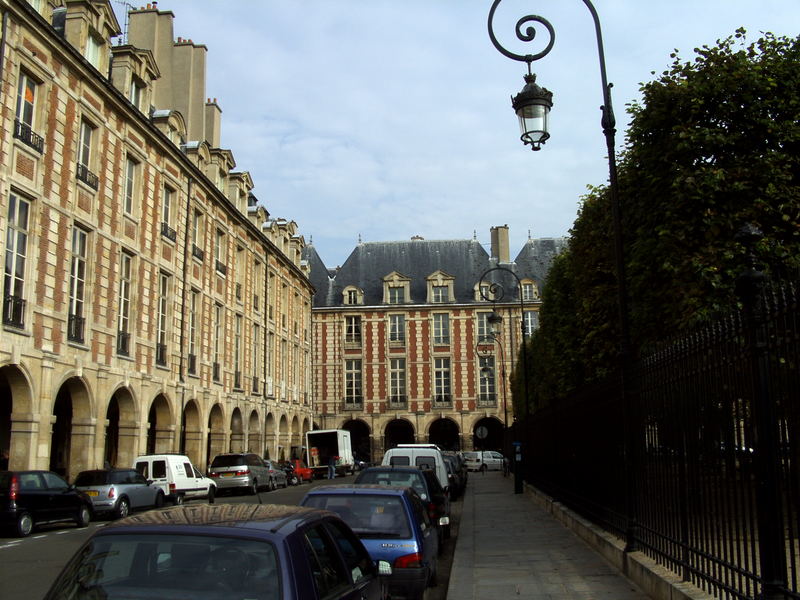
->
(490, 225, 510, 263)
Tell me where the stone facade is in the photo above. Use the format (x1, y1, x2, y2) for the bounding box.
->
(0, 0, 313, 480)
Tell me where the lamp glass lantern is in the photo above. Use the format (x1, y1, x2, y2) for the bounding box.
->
(487, 311, 503, 337)
(511, 73, 553, 151)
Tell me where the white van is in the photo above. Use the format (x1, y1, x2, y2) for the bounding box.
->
(381, 445, 449, 493)
(133, 454, 216, 505)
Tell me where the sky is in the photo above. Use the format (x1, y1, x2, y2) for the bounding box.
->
(115, 1, 800, 268)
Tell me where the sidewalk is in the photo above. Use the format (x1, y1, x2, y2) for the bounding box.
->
(446, 471, 650, 599)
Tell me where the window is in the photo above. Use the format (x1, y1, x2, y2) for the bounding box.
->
(235, 247, 245, 301)
(252, 324, 260, 392)
(214, 229, 227, 275)
(522, 282, 538, 301)
(234, 314, 243, 388)
(432, 285, 448, 303)
(524, 310, 539, 336)
(479, 283, 492, 302)
(324, 520, 375, 583)
(479, 356, 496, 403)
(3, 193, 30, 328)
(213, 303, 222, 380)
(129, 77, 143, 110)
(117, 252, 133, 356)
(123, 156, 138, 215)
(304, 526, 349, 597)
(253, 261, 261, 311)
(14, 70, 43, 152)
(156, 272, 169, 365)
(476, 312, 491, 341)
(433, 313, 450, 345)
(345, 316, 361, 344)
(389, 314, 405, 344)
(345, 288, 360, 305)
(76, 120, 98, 189)
(161, 186, 176, 242)
(191, 209, 204, 260)
(85, 34, 103, 69)
(344, 359, 362, 405)
(187, 289, 199, 374)
(434, 358, 451, 403)
(390, 358, 406, 405)
(388, 286, 405, 304)
(68, 226, 89, 343)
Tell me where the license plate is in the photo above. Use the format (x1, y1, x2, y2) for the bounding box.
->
(86, 491, 99, 497)
(222, 473, 234, 477)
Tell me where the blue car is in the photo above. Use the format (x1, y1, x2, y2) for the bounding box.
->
(301, 485, 439, 600)
(44, 503, 392, 600)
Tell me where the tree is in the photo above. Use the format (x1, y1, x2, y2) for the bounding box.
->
(527, 30, 800, 405)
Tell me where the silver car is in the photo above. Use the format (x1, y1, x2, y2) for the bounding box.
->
(74, 468, 164, 519)
(208, 453, 272, 494)
(264, 459, 288, 490)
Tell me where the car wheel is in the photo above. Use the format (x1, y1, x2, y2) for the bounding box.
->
(207, 486, 215, 504)
(154, 492, 165, 508)
(15, 512, 33, 537)
(173, 493, 184, 506)
(115, 497, 130, 519)
(270, 478, 277, 491)
(76, 505, 91, 528)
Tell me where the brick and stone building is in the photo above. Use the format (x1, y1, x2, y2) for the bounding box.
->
(304, 226, 566, 462)
(0, 0, 313, 479)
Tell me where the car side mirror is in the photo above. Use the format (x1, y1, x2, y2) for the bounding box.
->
(146, 479, 154, 486)
(377, 560, 392, 576)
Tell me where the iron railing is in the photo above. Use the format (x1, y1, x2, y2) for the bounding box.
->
(116, 331, 130, 356)
(3, 294, 25, 328)
(76, 163, 98, 189)
(14, 119, 44, 153)
(67, 313, 85, 343)
(524, 280, 800, 600)
(160, 221, 176, 243)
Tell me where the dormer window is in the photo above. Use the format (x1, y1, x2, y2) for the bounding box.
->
(432, 285, 448, 303)
(522, 281, 539, 301)
(388, 286, 405, 304)
(383, 272, 411, 304)
(427, 271, 454, 303)
(130, 78, 143, 110)
(85, 34, 103, 69)
(344, 287, 363, 306)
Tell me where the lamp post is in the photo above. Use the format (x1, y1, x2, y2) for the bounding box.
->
(487, 0, 636, 548)
(479, 266, 529, 494)
(475, 320, 508, 431)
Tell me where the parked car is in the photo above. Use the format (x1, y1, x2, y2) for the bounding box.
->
(291, 459, 314, 482)
(264, 459, 289, 490)
(355, 465, 451, 541)
(301, 484, 438, 600)
(381, 445, 450, 494)
(44, 503, 392, 600)
(442, 455, 464, 499)
(133, 454, 216, 505)
(0, 470, 92, 537)
(464, 450, 505, 472)
(442, 451, 468, 495)
(208, 452, 271, 495)
(74, 468, 165, 519)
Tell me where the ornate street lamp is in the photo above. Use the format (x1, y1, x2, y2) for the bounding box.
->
(479, 266, 529, 494)
(487, 0, 636, 548)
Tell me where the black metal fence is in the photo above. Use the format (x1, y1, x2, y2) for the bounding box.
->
(523, 280, 800, 600)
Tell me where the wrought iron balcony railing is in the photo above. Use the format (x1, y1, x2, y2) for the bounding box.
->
(389, 395, 407, 408)
(160, 221, 177, 242)
(68, 313, 85, 343)
(14, 119, 44, 153)
(155, 342, 167, 366)
(3, 294, 25, 329)
(191, 244, 204, 261)
(117, 331, 130, 356)
(477, 393, 497, 407)
(76, 163, 99, 189)
(433, 394, 452, 407)
(187, 353, 197, 375)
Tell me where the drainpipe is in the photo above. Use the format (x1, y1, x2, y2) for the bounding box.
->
(178, 176, 194, 382)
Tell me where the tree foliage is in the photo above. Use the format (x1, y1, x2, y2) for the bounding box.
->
(521, 30, 800, 409)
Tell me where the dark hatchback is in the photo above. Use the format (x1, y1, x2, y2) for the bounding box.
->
(44, 503, 392, 600)
(354, 466, 451, 541)
(0, 470, 92, 537)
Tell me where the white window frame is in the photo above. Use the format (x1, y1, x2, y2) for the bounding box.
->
(389, 314, 405, 344)
(118, 252, 132, 336)
(15, 70, 36, 129)
(434, 357, 451, 402)
(156, 272, 170, 354)
(124, 156, 137, 215)
(345, 315, 361, 344)
(389, 358, 406, 402)
(344, 359, 362, 405)
(524, 310, 539, 336)
(78, 120, 93, 171)
(433, 313, 450, 345)
(479, 356, 496, 400)
(69, 226, 89, 322)
(3, 193, 31, 327)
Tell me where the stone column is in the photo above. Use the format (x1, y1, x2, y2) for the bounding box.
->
(69, 417, 97, 481)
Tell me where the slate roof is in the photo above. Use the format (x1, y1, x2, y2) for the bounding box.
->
(303, 236, 567, 308)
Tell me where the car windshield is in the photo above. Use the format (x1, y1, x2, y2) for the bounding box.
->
(210, 455, 245, 468)
(47, 533, 280, 600)
(355, 471, 427, 499)
(463, 452, 479, 460)
(304, 494, 411, 539)
(74, 471, 109, 486)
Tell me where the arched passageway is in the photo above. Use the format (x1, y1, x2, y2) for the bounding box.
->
(429, 418, 461, 450)
(384, 419, 415, 450)
(343, 419, 372, 462)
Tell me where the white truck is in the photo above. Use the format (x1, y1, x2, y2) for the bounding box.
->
(306, 429, 354, 478)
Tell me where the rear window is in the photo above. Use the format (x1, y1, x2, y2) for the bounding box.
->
(415, 455, 437, 470)
(463, 452, 478, 459)
(303, 494, 411, 538)
(388, 456, 410, 466)
(356, 470, 427, 498)
(211, 455, 246, 468)
(47, 533, 280, 599)
(74, 471, 109, 486)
